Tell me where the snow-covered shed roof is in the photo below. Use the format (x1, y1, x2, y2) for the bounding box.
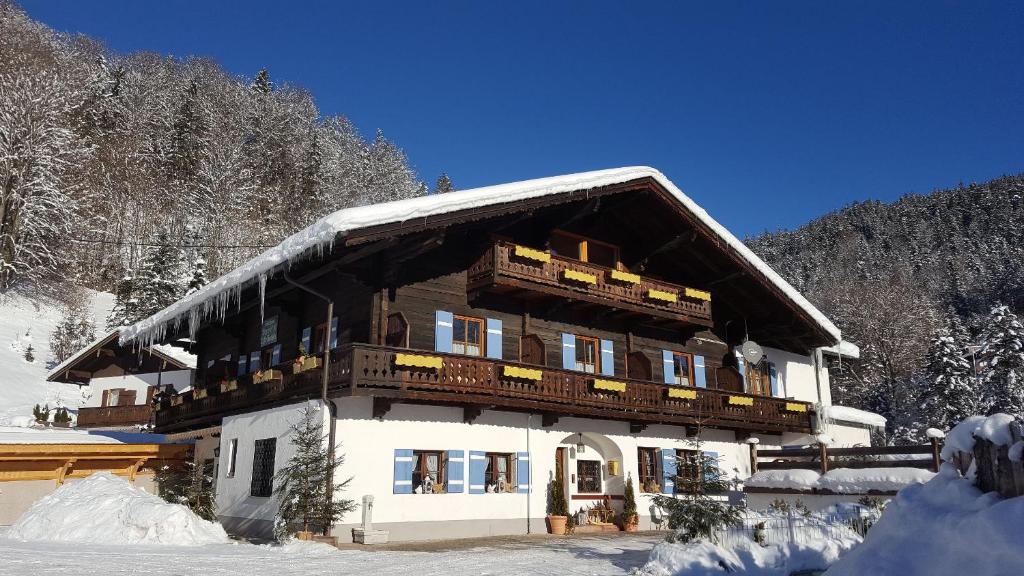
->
(47, 330, 195, 383)
(824, 405, 887, 428)
(120, 166, 842, 347)
(821, 340, 861, 360)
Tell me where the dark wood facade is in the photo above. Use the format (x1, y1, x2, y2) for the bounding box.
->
(156, 177, 831, 435)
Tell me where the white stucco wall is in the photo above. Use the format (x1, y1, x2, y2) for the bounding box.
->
(761, 346, 829, 405)
(83, 370, 193, 408)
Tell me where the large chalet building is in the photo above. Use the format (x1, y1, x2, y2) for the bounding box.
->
(122, 167, 866, 541)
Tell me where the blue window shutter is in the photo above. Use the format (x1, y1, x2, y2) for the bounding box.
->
(485, 318, 503, 360)
(237, 354, 248, 376)
(435, 311, 454, 353)
(270, 344, 281, 366)
(769, 362, 779, 397)
(469, 451, 487, 494)
(661, 448, 677, 493)
(447, 450, 465, 493)
(703, 450, 720, 484)
(329, 317, 338, 349)
(301, 327, 311, 355)
(516, 452, 530, 493)
(694, 355, 707, 388)
(393, 449, 413, 494)
(662, 350, 675, 384)
(734, 349, 747, 391)
(599, 339, 614, 376)
(249, 351, 261, 373)
(561, 333, 576, 370)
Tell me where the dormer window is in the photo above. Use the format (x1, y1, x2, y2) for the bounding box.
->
(548, 231, 619, 268)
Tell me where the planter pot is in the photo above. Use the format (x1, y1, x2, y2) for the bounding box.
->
(546, 515, 568, 535)
(296, 531, 315, 541)
(622, 514, 639, 532)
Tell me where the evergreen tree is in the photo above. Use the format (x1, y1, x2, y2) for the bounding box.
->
(978, 305, 1024, 418)
(652, 438, 741, 543)
(185, 255, 208, 296)
(164, 80, 207, 181)
(134, 231, 186, 320)
(32, 403, 50, 424)
(433, 173, 454, 194)
(250, 68, 273, 93)
(52, 406, 71, 425)
(274, 404, 355, 539)
(155, 459, 216, 521)
(622, 475, 638, 521)
(920, 324, 977, 429)
(23, 343, 34, 362)
(106, 270, 138, 328)
(50, 302, 96, 363)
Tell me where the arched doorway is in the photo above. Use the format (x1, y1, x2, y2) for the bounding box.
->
(555, 432, 625, 525)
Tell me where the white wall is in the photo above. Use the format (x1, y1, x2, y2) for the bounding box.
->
(761, 346, 826, 405)
(83, 370, 193, 407)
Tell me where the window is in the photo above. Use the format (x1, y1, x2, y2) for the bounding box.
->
(312, 323, 329, 354)
(225, 439, 238, 478)
(671, 352, 694, 386)
(676, 449, 702, 491)
(250, 438, 276, 497)
(260, 348, 274, 370)
(637, 447, 660, 493)
(575, 335, 599, 373)
(746, 361, 772, 396)
(484, 452, 512, 493)
(385, 313, 409, 348)
(549, 231, 620, 268)
(576, 460, 602, 493)
(452, 315, 484, 356)
(412, 450, 446, 494)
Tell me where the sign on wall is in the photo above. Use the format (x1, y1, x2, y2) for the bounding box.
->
(260, 316, 279, 348)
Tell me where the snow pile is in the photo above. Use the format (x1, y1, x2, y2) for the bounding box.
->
(8, 472, 228, 546)
(824, 464, 1024, 575)
(745, 468, 933, 493)
(939, 413, 1017, 461)
(120, 166, 841, 348)
(0, 290, 114, 425)
(823, 405, 887, 428)
(0, 425, 123, 444)
(152, 343, 198, 369)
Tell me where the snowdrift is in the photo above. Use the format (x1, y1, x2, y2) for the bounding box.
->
(8, 472, 229, 546)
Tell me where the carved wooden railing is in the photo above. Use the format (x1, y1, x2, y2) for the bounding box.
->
(157, 344, 814, 434)
(77, 404, 153, 428)
(467, 241, 713, 325)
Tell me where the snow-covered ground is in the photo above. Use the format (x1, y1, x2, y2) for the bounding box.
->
(0, 290, 114, 426)
(0, 531, 660, 576)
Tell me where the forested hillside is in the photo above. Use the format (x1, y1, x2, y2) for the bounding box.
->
(0, 2, 426, 299)
(750, 174, 1024, 442)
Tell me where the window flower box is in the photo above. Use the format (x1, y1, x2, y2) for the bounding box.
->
(219, 379, 238, 393)
(170, 395, 183, 406)
(785, 402, 808, 412)
(667, 387, 697, 400)
(562, 269, 597, 285)
(503, 365, 543, 380)
(292, 355, 322, 374)
(193, 387, 209, 400)
(684, 287, 711, 301)
(728, 395, 754, 406)
(394, 353, 443, 370)
(592, 379, 626, 393)
(609, 269, 641, 284)
(252, 369, 283, 384)
(512, 245, 551, 263)
(646, 289, 678, 303)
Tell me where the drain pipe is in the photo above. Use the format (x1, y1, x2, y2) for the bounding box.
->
(526, 414, 533, 534)
(284, 271, 336, 536)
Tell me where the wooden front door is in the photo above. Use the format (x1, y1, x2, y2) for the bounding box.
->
(555, 446, 566, 484)
(520, 334, 546, 366)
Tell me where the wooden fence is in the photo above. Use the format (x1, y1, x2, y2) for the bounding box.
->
(750, 439, 943, 475)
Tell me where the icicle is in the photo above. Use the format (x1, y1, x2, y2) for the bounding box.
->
(258, 272, 268, 322)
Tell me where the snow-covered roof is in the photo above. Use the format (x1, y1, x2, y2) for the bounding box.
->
(46, 331, 120, 382)
(820, 340, 861, 359)
(824, 405, 887, 428)
(47, 330, 196, 382)
(0, 425, 123, 444)
(119, 166, 842, 347)
(151, 344, 197, 370)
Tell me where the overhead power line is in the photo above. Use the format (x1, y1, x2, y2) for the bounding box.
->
(68, 237, 276, 249)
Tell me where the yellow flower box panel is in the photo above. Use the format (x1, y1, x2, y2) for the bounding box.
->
(293, 355, 323, 374)
(193, 387, 208, 400)
(503, 366, 543, 380)
(219, 379, 238, 393)
(562, 269, 597, 284)
(728, 395, 754, 406)
(667, 387, 697, 400)
(170, 395, 184, 406)
(785, 402, 808, 413)
(609, 269, 641, 284)
(647, 289, 678, 303)
(252, 369, 283, 384)
(513, 245, 551, 263)
(395, 353, 444, 370)
(592, 379, 627, 393)
(684, 287, 712, 301)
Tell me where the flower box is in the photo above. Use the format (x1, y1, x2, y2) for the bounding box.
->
(667, 387, 697, 400)
(684, 287, 712, 301)
(609, 269, 641, 284)
(252, 369, 283, 384)
(728, 395, 754, 406)
(219, 379, 238, 393)
(193, 387, 208, 400)
(785, 402, 808, 412)
(562, 269, 597, 284)
(513, 245, 551, 263)
(394, 353, 443, 370)
(292, 355, 322, 374)
(647, 289, 678, 303)
(503, 366, 543, 380)
(592, 379, 626, 393)
(170, 395, 183, 406)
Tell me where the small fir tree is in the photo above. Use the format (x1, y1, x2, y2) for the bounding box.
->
(652, 440, 741, 543)
(23, 343, 34, 363)
(32, 404, 50, 424)
(185, 255, 208, 296)
(52, 407, 71, 426)
(50, 302, 96, 363)
(433, 173, 455, 194)
(622, 475, 638, 521)
(156, 459, 216, 521)
(547, 475, 569, 517)
(274, 404, 355, 539)
(134, 231, 186, 320)
(978, 305, 1024, 418)
(920, 325, 977, 429)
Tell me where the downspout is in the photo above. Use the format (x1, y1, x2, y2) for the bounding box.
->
(283, 271, 336, 536)
(811, 347, 824, 433)
(526, 414, 532, 534)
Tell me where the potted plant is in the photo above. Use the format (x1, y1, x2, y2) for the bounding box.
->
(546, 476, 570, 535)
(621, 475, 639, 532)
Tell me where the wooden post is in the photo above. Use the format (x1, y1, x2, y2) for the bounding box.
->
(819, 443, 829, 474)
(930, 437, 942, 473)
(749, 442, 759, 474)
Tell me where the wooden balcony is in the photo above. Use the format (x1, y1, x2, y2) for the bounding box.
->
(467, 241, 713, 326)
(77, 404, 153, 428)
(156, 344, 813, 435)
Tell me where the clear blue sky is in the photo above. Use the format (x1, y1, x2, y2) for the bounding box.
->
(22, 1, 1024, 237)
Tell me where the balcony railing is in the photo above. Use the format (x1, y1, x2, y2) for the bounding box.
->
(77, 404, 153, 428)
(156, 344, 813, 435)
(467, 241, 713, 326)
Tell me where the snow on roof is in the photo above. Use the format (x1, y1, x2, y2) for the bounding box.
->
(0, 425, 123, 444)
(119, 166, 842, 348)
(151, 344, 197, 370)
(824, 405, 887, 428)
(46, 330, 120, 382)
(820, 340, 861, 359)
(745, 467, 934, 493)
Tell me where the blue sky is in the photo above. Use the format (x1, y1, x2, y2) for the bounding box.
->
(22, 1, 1024, 237)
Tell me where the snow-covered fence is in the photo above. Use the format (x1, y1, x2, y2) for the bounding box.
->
(714, 509, 872, 548)
(750, 440, 942, 475)
(946, 417, 1024, 498)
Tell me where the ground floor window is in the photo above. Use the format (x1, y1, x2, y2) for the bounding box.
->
(412, 450, 446, 494)
(576, 459, 602, 493)
(485, 452, 512, 492)
(250, 438, 277, 497)
(676, 449, 702, 492)
(637, 447, 660, 493)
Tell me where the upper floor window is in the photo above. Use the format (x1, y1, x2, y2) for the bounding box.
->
(549, 231, 619, 269)
(670, 352, 694, 386)
(746, 361, 772, 396)
(452, 315, 484, 356)
(312, 322, 329, 354)
(574, 335, 600, 373)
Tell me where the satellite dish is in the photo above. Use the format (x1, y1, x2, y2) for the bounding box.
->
(741, 340, 764, 365)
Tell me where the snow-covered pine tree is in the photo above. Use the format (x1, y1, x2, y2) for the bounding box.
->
(50, 301, 97, 363)
(651, 437, 740, 543)
(274, 404, 355, 539)
(134, 231, 186, 320)
(978, 304, 1024, 418)
(23, 343, 34, 362)
(106, 270, 139, 328)
(433, 173, 455, 194)
(32, 403, 49, 424)
(155, 458, 216, 521)
(250, 68, 273, 93)
(920, 322, 977, 429)
(185, 255, 208, 296)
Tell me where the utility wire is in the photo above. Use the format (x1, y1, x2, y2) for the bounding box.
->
(68, 237, 276, 249)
